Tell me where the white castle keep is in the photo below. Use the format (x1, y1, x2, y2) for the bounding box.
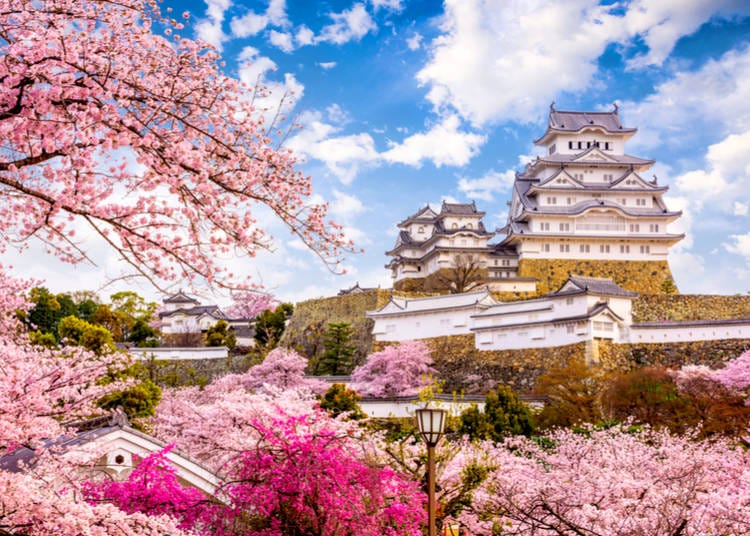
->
(386, 104, 684, 292)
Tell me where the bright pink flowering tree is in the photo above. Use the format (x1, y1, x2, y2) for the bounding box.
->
(350, 341, 437, 398)
(214, 414, 425, 536)
(0, 0, 350, 291)
(83, 445, 211, 533)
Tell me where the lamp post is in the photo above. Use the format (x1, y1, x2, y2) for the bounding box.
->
(415, 407, 447, 536)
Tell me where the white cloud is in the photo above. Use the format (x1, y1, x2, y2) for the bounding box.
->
(673, 130, 750, 213)
(622, 44, 750, 150)
(416, 0, 750, 125)
(457, 169, 516, 202)
(195, 0, 232, 50)
(382, 115, 487, 167)
(406, 32, 423, 51)
(295, 25, 315, 46)
(725, 232, 750, 262)
(230, 0, 289, 38)
(369, 0, 404, 11)
(622, 0, 750, 68)
(318, 61, 337, 70)
(237, 46, 277, 86)
(734, 202, 749, 217)
(269, 30, 294, 53)
(330, 190, 366, 221)
(326, 103, 351, 124)
(287, 111, 379, 184)
(317, 3, 377, 45)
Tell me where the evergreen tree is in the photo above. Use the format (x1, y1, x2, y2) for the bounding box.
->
(318, 383, 365, 420)
(205, 319, 236, 350)
(317, 322, 356, 375)
(254, 303, 293, 348)
(459, 385, 534, 441)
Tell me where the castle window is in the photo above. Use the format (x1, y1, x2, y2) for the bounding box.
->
(502, 259, 510, 266)
(580, 244, 590, 253)
(620, 245, 630, 253)
(452, 223, 458, 229)
(604, 174, 614, 182)
(630, 224, 640, 232)
(577, 141, 583, 149)
(466, 222, 473, 229)
(568, 141, 574, 149)
(649, 224, 660, 232)
(636, 198, 647, 206)
(560, 244, 570, 253)
(620, 198, 627, 205)
(567, 197, 574, 205)
(566, 324, 575, 333)
(546, 197, 557, 205)
(559, 223, 570, 232)
(542, 244, 550, 252)
(605, 142, 611, 150)
(640, 245, 650, 254)
(494, 259, 498, 266)
(540, 222, 550, 231)
(417, 226, 424, 234)
(549, 144, 556, 154)
(600, 244, 610, 253)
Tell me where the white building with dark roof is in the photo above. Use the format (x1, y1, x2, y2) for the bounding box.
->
(367, 275, 750, 351)
(386, 105, 684, 292)
(498, 104, 684, 263)
(158, 291, 254, 346)
(386, 201, 494, 284)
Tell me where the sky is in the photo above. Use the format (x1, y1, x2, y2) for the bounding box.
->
(7, 0, 750, 305)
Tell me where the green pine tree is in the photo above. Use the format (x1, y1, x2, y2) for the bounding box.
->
(459, 385, 534, 441)
(317, 322, 356, 375)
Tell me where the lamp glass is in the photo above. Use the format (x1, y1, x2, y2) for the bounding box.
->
(415, 408, 447, 446)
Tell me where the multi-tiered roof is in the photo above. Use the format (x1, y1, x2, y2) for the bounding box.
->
(498, 104, 684, 260)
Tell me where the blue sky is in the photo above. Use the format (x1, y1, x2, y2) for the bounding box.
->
(10, 0, 750, 304)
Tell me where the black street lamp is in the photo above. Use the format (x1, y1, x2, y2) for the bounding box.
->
(415, 407, 447, 536)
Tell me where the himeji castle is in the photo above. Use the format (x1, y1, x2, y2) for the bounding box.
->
(386, 105, 684, 295)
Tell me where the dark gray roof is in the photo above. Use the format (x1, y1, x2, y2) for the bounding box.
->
(158, 305, 225, 319)
(397, 205, 438, 226)
(472, 301, 624, 331)
(534, 105, 636, 144)
(338, 282, 377, 295)
(440, 200, 483, 216)
(528, 152, 654, 168)
(551, 275, 638, 298)
(163, 291, 199, 304)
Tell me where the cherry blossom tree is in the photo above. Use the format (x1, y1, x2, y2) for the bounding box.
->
(83, 445, 211, 533)
(350, 341, 437, 398)
(152, 384, 425, 535)
(210, 347, 327, 394)
(224, 290, 277, 320)
(454, 426, 750, 535)
(0, 0, 350, 291)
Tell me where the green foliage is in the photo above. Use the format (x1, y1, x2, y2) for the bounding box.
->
(58, 315, 115, 354)
(28, 330, 57, 348)
(459, 385, 534, 441)
(205, 319, 236, 349)
(27, 287, 62, 335)
(661, 278, 678, 295)
(316, 322, 356, 375)
(318, 383, 365, 420)
(98, 379, 162, 421)
(254, 302, 293, 349)
(128, 318, 159, 347)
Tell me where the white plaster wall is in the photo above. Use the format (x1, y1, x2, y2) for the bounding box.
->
(130, 347, 229, 360)
(372, 309, 475, 342)
(628, 323, 750, 343)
